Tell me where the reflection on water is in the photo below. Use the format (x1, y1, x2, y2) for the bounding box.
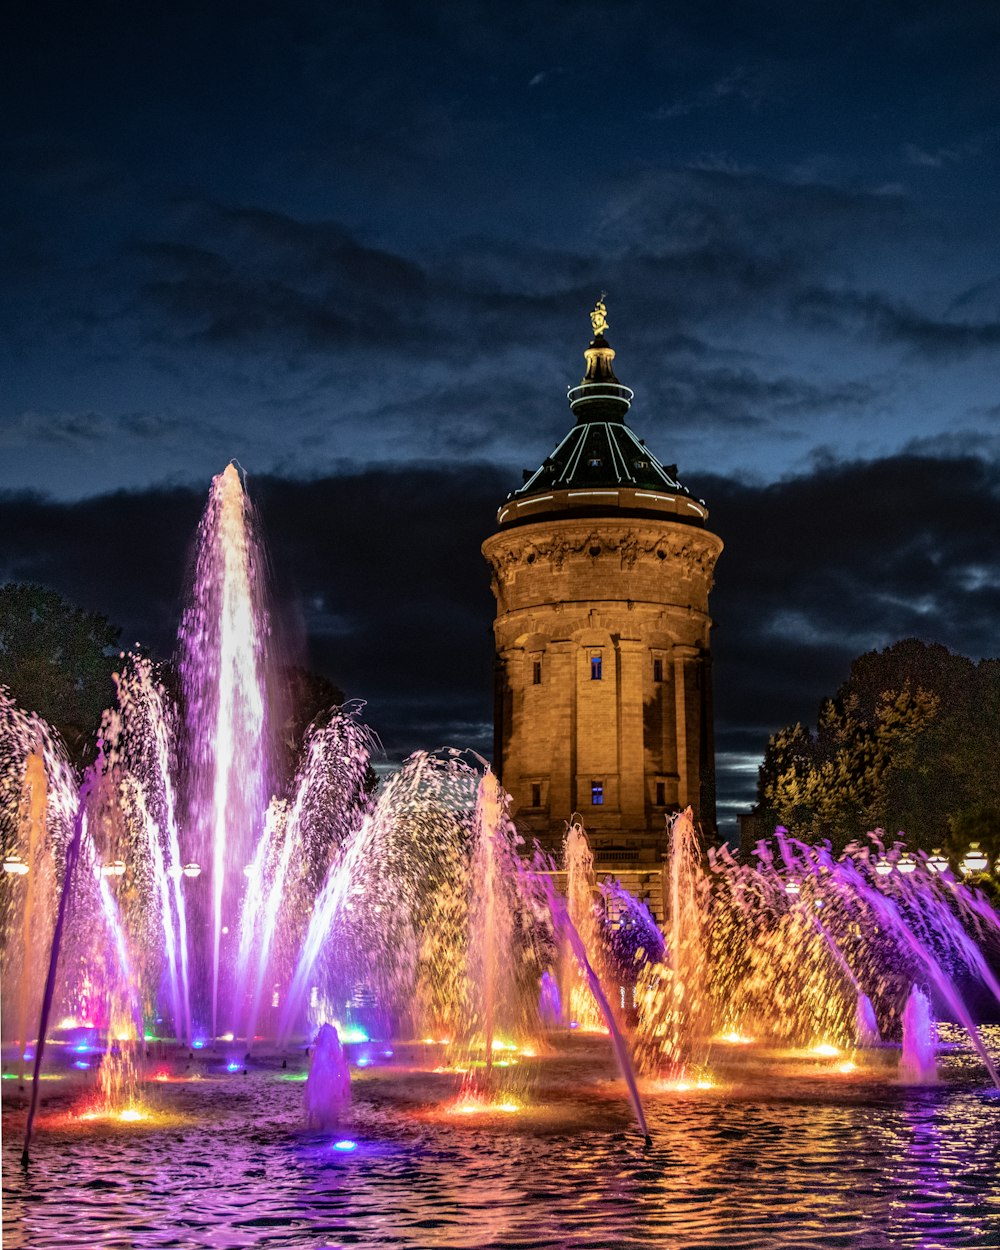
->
(5, 1033, 1000, 1250)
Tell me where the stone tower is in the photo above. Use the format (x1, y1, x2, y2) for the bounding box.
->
(482, 300, 723, 877)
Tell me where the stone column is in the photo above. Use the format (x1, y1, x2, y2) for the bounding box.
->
(673, 644, 698, 809)
(547, 638, 575, 836)
(617, 637, 646, 830)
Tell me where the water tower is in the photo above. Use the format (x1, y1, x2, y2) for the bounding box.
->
(482, 299, 723, 901)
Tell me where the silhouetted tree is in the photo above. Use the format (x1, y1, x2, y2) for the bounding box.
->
(758, 640, 1000, 851)
(0, 583, 121, 765)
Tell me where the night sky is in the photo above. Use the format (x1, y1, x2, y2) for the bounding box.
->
(3, 1, 1000, 834)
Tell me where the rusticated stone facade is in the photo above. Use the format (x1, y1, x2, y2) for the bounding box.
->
(483, 514, 722, 861)
(481, 305, 723, 881)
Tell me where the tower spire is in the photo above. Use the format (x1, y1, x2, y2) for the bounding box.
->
(581, 293, 622, 386)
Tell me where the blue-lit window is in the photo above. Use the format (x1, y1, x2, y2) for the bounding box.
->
(591, 781, 604, 806)
(590, 654, 602, 681)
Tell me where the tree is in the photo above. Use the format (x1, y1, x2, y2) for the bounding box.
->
(0, 583, 121, 765)
(757, 639, 1000, 850)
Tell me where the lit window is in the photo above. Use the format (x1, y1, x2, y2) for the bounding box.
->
(652, 657, 663, 682)
(590, 654, 602, 681)
(532, 660, 542, 685)
(531, 783, 541, 807)
(591, 781, 604, 806)
(656, 781, 666, 806)
(588, 457, 603, 468)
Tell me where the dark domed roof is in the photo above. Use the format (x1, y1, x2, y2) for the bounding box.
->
(496, 301, 709, 530)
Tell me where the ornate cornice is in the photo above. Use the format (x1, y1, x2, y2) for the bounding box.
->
(483, 521, 722, 584)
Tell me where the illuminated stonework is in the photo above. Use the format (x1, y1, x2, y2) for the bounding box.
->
(482, 305, 723, 871)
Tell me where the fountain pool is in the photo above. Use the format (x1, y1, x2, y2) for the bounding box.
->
(4, 1027, 1000, 1249)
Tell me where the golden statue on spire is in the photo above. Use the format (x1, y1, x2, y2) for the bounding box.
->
(590, 292, 609, 338)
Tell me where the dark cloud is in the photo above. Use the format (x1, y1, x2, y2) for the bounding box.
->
(3, 451, 1000, 837)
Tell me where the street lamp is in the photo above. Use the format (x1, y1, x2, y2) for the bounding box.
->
(3, 852, 29, 876)
(874, 860, 893, 877)
(896, 854, 917, 875)
(961, 842, 989, 876)
(926, 849, 949, 874)
(101, 859, 126, 877)
(182, 863, 201, 878)
(784, 879, 801, 896)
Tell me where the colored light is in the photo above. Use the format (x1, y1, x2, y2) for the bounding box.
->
(336, 1024, 369, 1044)
(717, 1031, 753, 1045)
(74, 1060, 89, 1070)
(192, 1039, 206, 1049)
(226, 1061, 241, 1072)
(119, 1108, 145, 1122)
(356, 1056, 371, 1068)
(812, 1043, 840, 1057)
(3, 853, 29, 875)
(333, 1139, 357, 1151)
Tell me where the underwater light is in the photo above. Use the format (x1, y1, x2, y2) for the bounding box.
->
(812, 1043, 840, 1057)
(356, 1056, 371, 1068)
(717, 1031, 753, 1045)
(219, 1032, 234, 1042)
(192, 1039, 206, 1049)
(73, 1060, 89, 1070)
(335, 1023, 369, 1044)
(333, 1139, 357, 1151)
(226, 1061, 241, 1072)
(837, 1061, 856, 1073)
(119, 1108, 145, 1122)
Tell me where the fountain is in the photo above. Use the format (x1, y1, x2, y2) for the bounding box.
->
(899, 986, 938, 1084)
(304, 1023, 351, 1129)
(6, 463, 1000, 1246)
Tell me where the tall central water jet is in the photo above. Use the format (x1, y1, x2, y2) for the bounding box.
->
(179, 462, 272, 1041)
